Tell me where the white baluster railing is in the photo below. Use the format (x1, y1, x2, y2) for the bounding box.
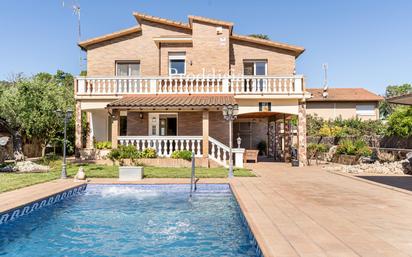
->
(118, 136, 203, 157)
(75, 75, 304, 96)
(208, 137, 231, 168)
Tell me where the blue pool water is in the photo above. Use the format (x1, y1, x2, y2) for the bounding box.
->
(0, 184, 258, 257)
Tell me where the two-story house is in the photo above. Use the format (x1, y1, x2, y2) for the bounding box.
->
(75, 12, 309, 167)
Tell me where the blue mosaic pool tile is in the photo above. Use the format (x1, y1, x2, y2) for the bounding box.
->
(87, 183, 231, 193)
(0, 184, 87, 226)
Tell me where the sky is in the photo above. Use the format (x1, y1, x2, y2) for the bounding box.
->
(0, 0, 411, 95)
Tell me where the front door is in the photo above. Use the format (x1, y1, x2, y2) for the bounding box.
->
(159, 117, 177, 136)
(149, 113, 178, 136)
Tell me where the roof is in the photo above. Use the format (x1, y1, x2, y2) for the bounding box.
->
(230, 34, 304, 57)
(188, 15, 234, 32)
(78, 26, 141, 49)
(78, 12, 305, 55)
(133, 12, 192, 30)
(387, 93, 412, 105)
(107, 95, 236, 108)
(306, 88, 383, 102)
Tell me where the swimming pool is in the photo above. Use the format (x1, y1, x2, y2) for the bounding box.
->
(0, 184, 261, 257)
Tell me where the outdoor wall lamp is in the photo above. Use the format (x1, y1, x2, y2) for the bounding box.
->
(237, 136, 242, 149)
(139, 112, 143, 119)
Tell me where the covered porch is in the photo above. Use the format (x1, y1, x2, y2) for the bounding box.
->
(75, 95, 307, 167)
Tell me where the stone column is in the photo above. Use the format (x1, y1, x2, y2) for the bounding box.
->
(284, 116, 292, 162)
(111, 109, 120, 149)
(202, 110, 209, 167)
(298, 101, 307, 166)
(274, 117, 283, 161)
(267, 116, 276, 158)
(86, 112, 94, 149)
(75, 101, 82, 158)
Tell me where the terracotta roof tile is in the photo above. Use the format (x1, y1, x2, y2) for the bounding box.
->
(188, 15, 234, 28)
(133, 12, 191, 30)
(307, 88, 383, 102)
(107, 95, 236, 108)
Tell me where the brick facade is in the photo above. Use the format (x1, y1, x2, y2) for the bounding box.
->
(85, 17, 297, 77)
(127, 112, 148, 136)
(209, 111, 229, 145)
(178, 112, 202, 135)
(230, 40, 295, 75)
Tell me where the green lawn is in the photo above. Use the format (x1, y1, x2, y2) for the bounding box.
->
(0, 160, 254, 193)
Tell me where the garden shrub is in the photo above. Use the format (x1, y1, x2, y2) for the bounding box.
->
(356, 146, 372, 157)
(171, 150, 193, 161)
(141, 148, 157, 158)
(107, 145, 141, 165)
(336, 139, 372, 157)
(336, 139, 357, 155)
(307, 143, 329, 165)
(95, 141, 112, 149)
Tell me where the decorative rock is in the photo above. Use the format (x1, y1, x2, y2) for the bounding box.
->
(16, 161, 50, 173)
(0, 161, 50, 173)
(324, 160, 412, 175)
(326, 146, 338, 162)
(74, 167, 86, 180)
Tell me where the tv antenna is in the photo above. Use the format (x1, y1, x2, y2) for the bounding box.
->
(62, 0, 83, 71)
(322, 63, 328, 98)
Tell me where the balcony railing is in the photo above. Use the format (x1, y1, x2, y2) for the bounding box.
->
(75, 75, 304, 96)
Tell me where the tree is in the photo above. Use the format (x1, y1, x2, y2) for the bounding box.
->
(0, 71, 75, 158)
(248, 34, 270, 40)
(379, 84, 412, 118)
(0, 80, 25, 160)
(386, 106, 412, 138)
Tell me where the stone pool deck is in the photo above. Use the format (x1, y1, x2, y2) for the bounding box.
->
(2, 164, 412, 256)
(0, 180, 86, 213)
(236, 162, 412, 257)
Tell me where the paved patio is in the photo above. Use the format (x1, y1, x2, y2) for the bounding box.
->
(235, 162, 412, 257)
(2, 164, 412, 256)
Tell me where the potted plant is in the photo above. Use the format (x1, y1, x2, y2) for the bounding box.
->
(107, 145, 144, 181)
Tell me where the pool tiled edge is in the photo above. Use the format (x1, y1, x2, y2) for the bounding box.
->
(230, 182, 268, 257)
(0, 184, 87, 225)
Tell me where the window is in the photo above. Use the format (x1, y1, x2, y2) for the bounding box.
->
(116, 62, 140, 76)
(243, 60, 267, 76)
(119, 111, 128, 136)
(243, 60, 267, 92)
(169, 52, 186, 75)
(259, 102, 272, 112)
(356, 104, 375, 116)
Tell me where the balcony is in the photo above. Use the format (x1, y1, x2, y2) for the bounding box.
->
(75, 75, 304, 97)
